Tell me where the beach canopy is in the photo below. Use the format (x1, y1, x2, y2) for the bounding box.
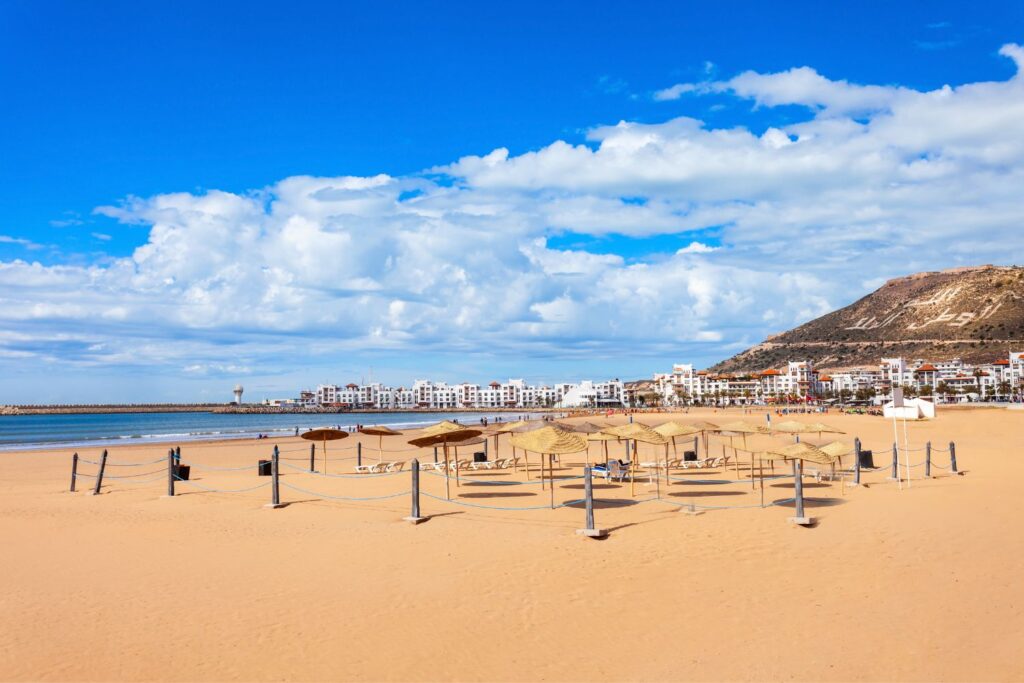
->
(653, 421, 702, 438)
(761, 441, 835, 465)
(358, 425, 403, 437)
(552, 419, 606, 436)
(509, 426, 588, 455)
(717, 420, 771, 435)
(301, 428, 350, 442)
(819, 441, 854, 459)
(603, 423, 669, 445)
(493, 420, 535, 434)
(805, 422, 845, 435)
(359, 425, 404, 463)
(685, 420, 721, 433)
(771, 420, 820, 434)
(407, 421, 483, 448)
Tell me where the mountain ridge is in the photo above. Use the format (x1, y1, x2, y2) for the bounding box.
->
(709, 265, 1024, 373)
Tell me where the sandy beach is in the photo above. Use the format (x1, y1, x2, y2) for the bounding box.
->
(1, 406, 1023, 682)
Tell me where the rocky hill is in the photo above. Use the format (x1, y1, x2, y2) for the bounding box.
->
(711, 265, 1024, 373)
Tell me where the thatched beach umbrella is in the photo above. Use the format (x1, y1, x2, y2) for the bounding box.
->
(358, 424, 403, 464)
(492, 420, 537, 475)
(586, 430, 620, 468)
(805, 422, 845, 439)
(761, 441, 837, 521)
(686, 420, 720, 458)
(718, 420, 772, 484)
(408, 421, 483, 500)
(604, 423, 669, 496)
(300, 427, 349, 474)
(653, 421, 702, 483)
(554, 421, 609, 466)
(509, 426, 587, 508)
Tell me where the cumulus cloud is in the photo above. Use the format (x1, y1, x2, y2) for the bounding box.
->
(2, 44, 1023, 377)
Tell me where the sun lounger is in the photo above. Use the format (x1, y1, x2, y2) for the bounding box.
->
(386, 461, 405, 473)
(353, 462, 386, 474)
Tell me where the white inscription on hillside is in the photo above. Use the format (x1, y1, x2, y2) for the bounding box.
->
(845, 288, 1020, 332)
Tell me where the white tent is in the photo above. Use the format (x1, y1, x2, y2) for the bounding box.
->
(883, 397, 936, 420)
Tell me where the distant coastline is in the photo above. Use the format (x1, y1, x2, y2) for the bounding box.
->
(0, 404, 558, 416)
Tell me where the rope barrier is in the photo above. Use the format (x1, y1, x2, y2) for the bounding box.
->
(279, 462, 405, 478)
(279, 481, 410, 502)
(172, 477, 271, 494)
(106, 473, 169, 485)
(103, 469, 166, 479)
(662, 498, 778, 511)
(176, 460, 260, 472)
(419, 469, 585, 486)
(421, 491, 585, 511)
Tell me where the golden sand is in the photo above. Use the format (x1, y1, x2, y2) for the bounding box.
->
(1, 407, 1022, 681)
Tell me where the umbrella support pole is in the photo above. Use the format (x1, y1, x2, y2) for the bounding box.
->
(444, 443, 451, 501)
(789, 459, 812, 525)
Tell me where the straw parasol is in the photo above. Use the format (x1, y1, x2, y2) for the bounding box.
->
(491, 420, 537, 475)
(358, 424, 403, 464)
(761, 441, 835, 465)
(718, 420, 772, 485)
(604, 423, 668, 496)
(407, 421, 483, 500)
(771, 420, 820, 435)
(300, 427, 349, 474)
(686, 420, 720, 459)
(553, 421, 610, 466)
(805, 422, 845, 438)
(653, 421, 702, 484)
(509, 426, 587, 508)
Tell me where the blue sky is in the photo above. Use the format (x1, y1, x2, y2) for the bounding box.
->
(1, 1, 1023, 403)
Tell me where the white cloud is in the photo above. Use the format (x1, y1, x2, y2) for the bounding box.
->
(1, 43, 1023, 377)
(676, 242, 719, 254)
(0, 235, 43, 250)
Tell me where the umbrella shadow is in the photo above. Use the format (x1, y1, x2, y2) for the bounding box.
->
(560, 483, 623, 490)
(458, 492, 538, 499)
(772, 497, 845, 508)
(564, 498, 643, 510)
(668, 490, 746, 498)
(769, 482, 832, 489)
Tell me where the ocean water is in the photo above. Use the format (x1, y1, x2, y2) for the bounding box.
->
(0, 411, 542, 451)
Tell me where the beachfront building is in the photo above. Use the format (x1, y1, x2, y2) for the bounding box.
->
(652, 352, 1024, 405)
(297, 377, 627, 410)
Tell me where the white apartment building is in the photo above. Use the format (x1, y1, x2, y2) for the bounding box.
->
(299, 377, 626, 410)
(653, 352, 1023, 405)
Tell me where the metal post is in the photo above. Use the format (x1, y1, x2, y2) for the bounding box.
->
(629, 414, 633, 424)
(693, 436, 698, 459)
(925, 441, 932, 478)
(576, 465, 606, 537)
(949, 441, 957, 473)
(70, 452, 79, 492)
(309, 443, 316, 472)
(265, 445, 282, 508)
(584, 466, 594, 530)
(891, 442, 898, 480)
(549, 455, 555, 509)
(167, 449, 175, 497)
(794, 460, 805, 519)
(357, 442, 362, 467)
(405, 458, 425, 523)
(853, 437, 861, 486)
(433, 446, 438, 464)
(91, 450, 108, 495)
(484, 439, 488, 459)
(174, 446, 181, 464)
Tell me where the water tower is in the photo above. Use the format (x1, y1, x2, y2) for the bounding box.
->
(233, 385, 244, 405)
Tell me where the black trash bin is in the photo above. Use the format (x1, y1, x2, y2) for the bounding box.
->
(858, 450, 875, 468)
(172, 464, 190, 481)
(258, 459, 272, 476)
(683, 450, 697, 462)
(473, 451, 487, 463)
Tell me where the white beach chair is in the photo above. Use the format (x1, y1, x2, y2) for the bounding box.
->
(353, 462, 386, 474)
(386, 461, 406, 473)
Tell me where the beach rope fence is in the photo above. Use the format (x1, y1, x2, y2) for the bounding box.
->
(66, 435, 964, 535)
